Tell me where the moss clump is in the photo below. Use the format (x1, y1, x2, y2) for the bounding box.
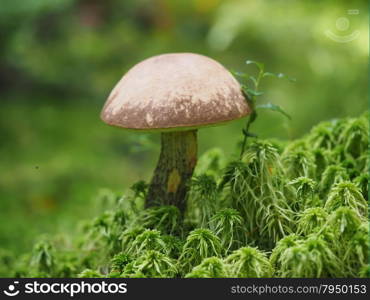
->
(2, 113, 368, 278)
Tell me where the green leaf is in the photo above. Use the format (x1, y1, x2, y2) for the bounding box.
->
(241, 85, 251, 99)
(249, 110, 257, 123)
(249, 76, 257, 86)
(263, 72, 296, 82)
(256, 103, 292, 120)
(245, 60, 264, 71)
(231, 70, 249, 79)
(242, 85, 264, 97)
(248, 89, 264, 96)
(242, 129, 258, 138)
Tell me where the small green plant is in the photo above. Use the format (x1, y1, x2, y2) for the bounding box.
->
(88, 208, 127, 255)
(308, 121, 336, 151)
(123, 250, 177, 278)
(110, 252, 132, 274)
(188, 174, 219, 227)
(354, 173, 369, 200)
(319, 165, 349, 196)
(359, 265, 370, 278)
(270, 234, 301, 271)
(30, 240, 55, 277)
(128, 229, 167, 256)
(179, 229, 222, 274)
(343, 223, 368, 277)
(78, 269, 102, 278)
(161, 235, 183, 258)
(120, 226, 145, 253)
(210, 208, 244, 253)
(233, 60, 294, 158)
(185, 257, 228, 278)
(297, 208, 328, 236)
(324, 182, 367, 217)
(195, 148, 226, 177)
(220, 141, 294, 248)
(276, 234, 339, 277)
(339, 117, 368, 159)
(322, 207, 363, 238)
(312, 148, 329, 180)
(140, 205, 181, 235)
(130, 180, 149, 200)
(225, 246, 273, 277)
(283, 150, 315, 179)
(288, 177, 318, 210)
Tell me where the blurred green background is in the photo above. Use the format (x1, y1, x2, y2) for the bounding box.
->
(0, 0, 368, 256)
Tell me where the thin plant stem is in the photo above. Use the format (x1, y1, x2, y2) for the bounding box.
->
(239, 117, 253, 158)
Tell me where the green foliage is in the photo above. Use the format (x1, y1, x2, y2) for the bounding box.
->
(312, 148, 329, 180)
(195, 148, 226, 178)
(323, 207, 362, 238)
(128, 229, 167, 256)
(188, 175, 218, 227)
(325, 182, 367, 217)
(221, 140, 294, 248)
(343, 223, 369, 277)
(78, 269, 103, 278)
(3, 113, 368, 278)
(270, 234, 301, 270)
(120, 226, 145, 253)
(1, 0, 367, 265)
(288, 177, 318, 209)
(354, 173, 369, 200)
(122, 250, 177, 278)
(297, 208, 328, 236)
(179, 229, 222, 274)
(339, 117, 368, 159)
(140, 205, 181, 235)
(275, 234, 340, 277)
(0, 249, 14, 277)
(319, 165, 349, 196)
(256, 103, 292, 120)
(30, 240, 55, 276)
(210, 208, 244, 254)
(110, 252, 132, 273)
(225, 247, 273, 277)
(234, 60, 293, 158)
(130, 181, 149, 200)
(161, 235, 183, 259)
(185, 257, 228, 278)
(283, 149, 315, 179)
(308, 121, 337, 151)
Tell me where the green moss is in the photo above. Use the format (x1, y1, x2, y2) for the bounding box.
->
(2, 113, 368, 278)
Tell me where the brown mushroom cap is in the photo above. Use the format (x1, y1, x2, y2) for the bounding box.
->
(101, 53, 251, 131)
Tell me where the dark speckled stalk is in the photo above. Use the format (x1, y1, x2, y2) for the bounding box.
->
(146, 130, 197, 213)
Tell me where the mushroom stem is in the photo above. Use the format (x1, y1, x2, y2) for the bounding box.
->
(146, 130, 197, 213)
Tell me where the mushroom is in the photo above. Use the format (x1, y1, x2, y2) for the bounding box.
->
(101, 53, 251, 213)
